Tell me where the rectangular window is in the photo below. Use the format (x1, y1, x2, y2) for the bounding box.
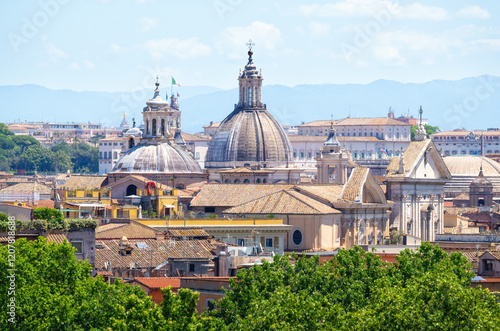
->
(113, 151, 118, 159)
(293, 152, 297, 158)
(71, 241, 83, 254)
(300, 152, 305, 159)
(237, 238, 245, 246)
(265, 238, 273, 248)
(189, 264, 195, 272)
(206, 299, 216, 311)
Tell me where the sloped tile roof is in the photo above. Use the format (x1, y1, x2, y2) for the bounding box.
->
(166, 228, 210, 238)
(96, 220, 160, 240)
(0, 182, 52, 195)
(60, 175, 107, 190)
(46, 233, 68, 243)
(190, 184, 293, 207)
(386, 139, 430, 177)
(133, 277, 181, 289)
(293, 185, 344, 203)
(224, 189, 341, 215)
(29, 199, 55, 209)
(95, 239, 213, 269)
(342, 167, 369, 201)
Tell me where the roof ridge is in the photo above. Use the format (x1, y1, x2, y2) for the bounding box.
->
(284, 190, 330, 213)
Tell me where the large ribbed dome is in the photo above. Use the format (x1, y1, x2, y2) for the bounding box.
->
(112, 141, 203, 174)
(205, 108, 293, 168)
(443, 156, 500, 176)
(205, 48, 292, 169)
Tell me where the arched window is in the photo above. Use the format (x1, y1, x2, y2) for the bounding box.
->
(248, 87, 252, 107)
(175, 184, 185, 190)
(126, 184, 137, 196)
(160, 119, 165, 136)
(224, 179, 231, 183)
(234, 179, 240, 184)
(243, 179, 250, 184)
(146, 120, 149, 135)
(263, 178, 267, 183)
(129, 138, 135, 149)
(256, 178, 261, 183)
(152, 119, 157, 137)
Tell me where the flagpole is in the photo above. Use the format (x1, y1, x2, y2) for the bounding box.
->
(171, 77, 173, 99)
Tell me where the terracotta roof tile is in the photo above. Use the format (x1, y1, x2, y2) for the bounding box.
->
(191, 184, 293, 207)
(95, 239, 213, 269)
(46, 233, 68, 243)
(224, 189, 341, 215)
(96, 220, 160, 240)
(60, 175, 107, 190)
(133, 277, 181, 289)
(166, 228, 210, 238)
(342, 167, 369, 201)
(0, 182, 52, 195)
(386, 139, 430, 177)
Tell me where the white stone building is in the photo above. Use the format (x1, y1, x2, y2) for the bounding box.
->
(431, 129, 500, 156)
(386, 126, 452, 242)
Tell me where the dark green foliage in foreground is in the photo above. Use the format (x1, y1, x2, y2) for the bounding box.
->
(0, 239, 498, 330)
(210, 243, 500, 330)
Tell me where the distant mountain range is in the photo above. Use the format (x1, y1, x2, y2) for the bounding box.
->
(1, 75, 499, 134)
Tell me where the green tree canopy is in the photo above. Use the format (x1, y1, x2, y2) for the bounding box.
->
(209, 243, 500, 330)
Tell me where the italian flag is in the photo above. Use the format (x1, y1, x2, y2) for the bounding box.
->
(172, 77, 181, 87)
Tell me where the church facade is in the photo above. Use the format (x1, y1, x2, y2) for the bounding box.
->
(386, 124, 452, 242)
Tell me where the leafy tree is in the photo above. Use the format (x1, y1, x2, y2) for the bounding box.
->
(0, 123, 14, 136)
(208, 243, 500, 330)
(11, 135, 40, 153)
(33, 207, 64, 220)
(0, 237, 213, 330)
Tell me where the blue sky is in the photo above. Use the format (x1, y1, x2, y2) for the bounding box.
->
(1, 0, 499, 92)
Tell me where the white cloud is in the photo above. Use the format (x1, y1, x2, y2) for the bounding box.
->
(137, 16, 159, 31)
(297, 0, 399, 18)
(308, 22, 330, 38)
(369, 30, 463, 65)
(472, 39, 500, 50)
(44, 41, 68, 63)
(295, 1, 489, 21)
(456, 6, 490, 19)
(144, 38, 212, 59)
(83, 60, 95, 69)
(395, 3, 448, 21)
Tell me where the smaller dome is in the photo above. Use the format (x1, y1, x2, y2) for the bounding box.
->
(112, 141, 203, 174)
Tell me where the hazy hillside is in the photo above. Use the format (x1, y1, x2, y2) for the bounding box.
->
(1, 76, 499, 133)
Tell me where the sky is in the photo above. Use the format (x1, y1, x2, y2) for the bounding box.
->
(1, 0, 499, 92)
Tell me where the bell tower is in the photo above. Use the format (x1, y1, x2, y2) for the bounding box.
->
(316, 123, 350, 184)
(141, 77, 173, 141)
